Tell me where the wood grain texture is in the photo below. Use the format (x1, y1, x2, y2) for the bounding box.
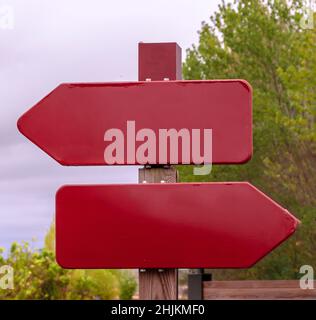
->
(139, 269, 178, 300)
(203, 281, 316, 300)
(138, 166, 178, 300)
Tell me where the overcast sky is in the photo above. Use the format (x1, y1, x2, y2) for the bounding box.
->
(0, 0, 220, 251)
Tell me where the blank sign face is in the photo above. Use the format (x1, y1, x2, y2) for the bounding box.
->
(18, 80, 252, 165)
(56, 183, 298, 269)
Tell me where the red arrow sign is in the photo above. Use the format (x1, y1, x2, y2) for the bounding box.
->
(18, 80, 252, 165)
(56, 182, 299, 269)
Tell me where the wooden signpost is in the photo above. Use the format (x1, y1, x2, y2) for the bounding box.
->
(17, 42, 300, 301)
(138, 43, 180, 300)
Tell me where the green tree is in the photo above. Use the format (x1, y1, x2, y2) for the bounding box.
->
(180, 0, 316, 279)
(0, 242, 70, 299)
(0, 235, 136, 299)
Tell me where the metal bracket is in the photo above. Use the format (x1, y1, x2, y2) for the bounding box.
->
(188, 269, 212, 300)
(139, 268, 165, 272)
(144, 164, 171, 169)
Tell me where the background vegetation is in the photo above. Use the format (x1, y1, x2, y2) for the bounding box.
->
(0, 224, 136, 299)
(179, 0, 315, 279)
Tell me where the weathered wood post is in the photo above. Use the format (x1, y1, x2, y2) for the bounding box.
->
(138, 42, 181, 300)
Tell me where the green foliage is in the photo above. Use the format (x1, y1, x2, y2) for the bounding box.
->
(181, 0, 316, 279)
(66, 269, 119, 300)
(0, 242, 136, 299)
(0, 242, 69, 299)
(110, 269, 138, 300)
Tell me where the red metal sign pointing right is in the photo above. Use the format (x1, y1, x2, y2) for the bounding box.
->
(56, 182, 299, 269)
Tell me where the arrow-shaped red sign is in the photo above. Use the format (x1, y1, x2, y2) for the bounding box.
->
(56, 182, 299, 269)
(17, 80, 252, 165)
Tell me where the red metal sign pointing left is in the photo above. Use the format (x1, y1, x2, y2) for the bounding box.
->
(17, 80, 252, 165)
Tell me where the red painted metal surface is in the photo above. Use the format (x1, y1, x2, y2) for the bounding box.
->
(17, 80, 252, 165)
(56, 182, 299, 269)
(138, 42, 182, 81)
